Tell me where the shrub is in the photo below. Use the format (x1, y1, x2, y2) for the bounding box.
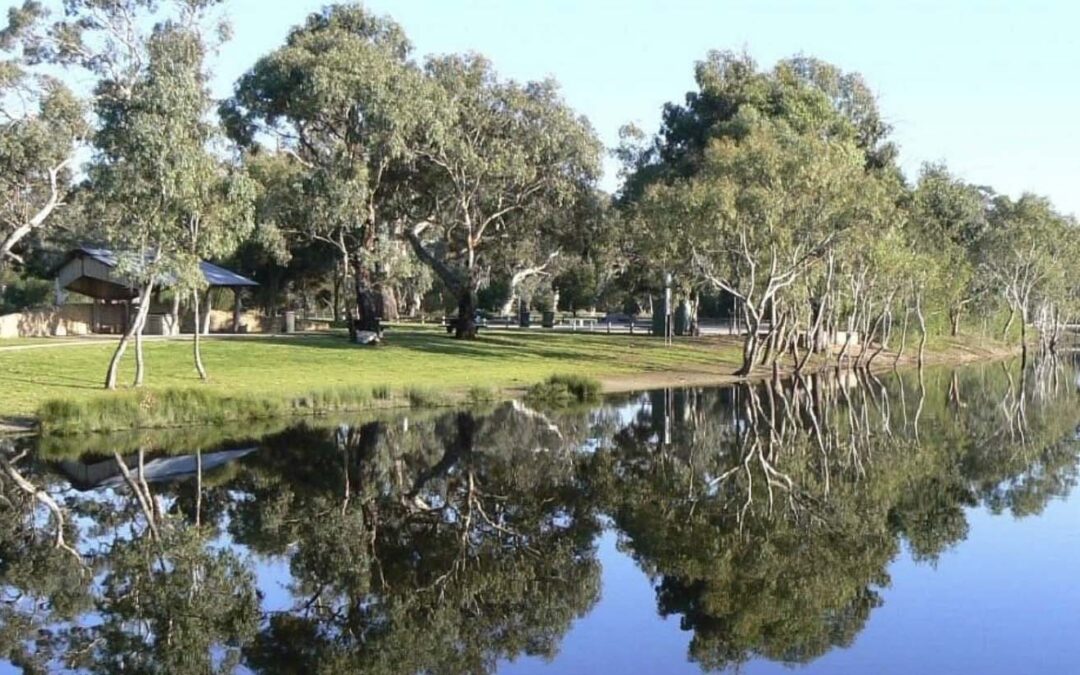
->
(404, 386, 447, 409)
(466, 385, 497, 405)
(524, 374, 602, 407)
(291, 385, 372, 413)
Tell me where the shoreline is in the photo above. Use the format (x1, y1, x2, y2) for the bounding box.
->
(598, 340, 1021, 394)
(3, 337, 1023, 437)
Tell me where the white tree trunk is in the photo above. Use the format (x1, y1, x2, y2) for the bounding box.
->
(193, 290, 207, 380)
(105, 282, 155, 390)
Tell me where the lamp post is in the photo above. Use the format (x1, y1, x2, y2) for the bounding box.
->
(664, 272, 673, 347)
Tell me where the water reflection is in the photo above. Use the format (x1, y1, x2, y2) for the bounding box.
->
(2, 357, 1079, 673)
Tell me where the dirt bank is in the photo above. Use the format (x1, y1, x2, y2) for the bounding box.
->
(598, 337, 1022, 394)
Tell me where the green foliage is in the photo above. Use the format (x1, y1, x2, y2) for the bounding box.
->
(403, 385, 448, 409)
(525, 373, 602, 407)
(225, 4, 429, 330)
(0, 3, 88, 270)
(0, 270, 51, 312)
(466, 385, 497, 405)
(37, 383, 446, 434)
(403, 52, 603, 335)
(977, 193, 1078, 339)
(90, 17, 254, 289)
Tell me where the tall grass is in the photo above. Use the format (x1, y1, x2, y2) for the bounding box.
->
(525, 374, 602, 408)
(35, 369, 608, 435)
(38, 383, 453, 435)
(466, 385, 497, 405)
(404, 386, 449, 409)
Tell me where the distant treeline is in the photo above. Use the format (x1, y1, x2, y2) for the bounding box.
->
(2, 2, 1074, 380)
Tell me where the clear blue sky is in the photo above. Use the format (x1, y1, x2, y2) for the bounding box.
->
(108, 1, 1080, 215)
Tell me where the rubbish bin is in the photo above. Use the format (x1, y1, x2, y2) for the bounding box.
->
(519, 310, 532, 328)
(541, 311, 556, 328)
(651, 294, 669, 336)
(674, 301, 690, 336)
(283, 311, 296, 334)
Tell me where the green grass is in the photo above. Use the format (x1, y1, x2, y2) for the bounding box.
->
(0, 337, 97, 348)
(3, 324, 1017, 432)
(0, 326, 739, 423)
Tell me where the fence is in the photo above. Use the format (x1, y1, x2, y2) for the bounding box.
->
(0, 305, 97, 338)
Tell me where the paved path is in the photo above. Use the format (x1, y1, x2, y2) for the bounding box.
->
(0, 333, 320, 353)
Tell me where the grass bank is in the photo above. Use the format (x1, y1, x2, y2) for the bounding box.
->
(7, 326, 737, 432)
(0, 325, 1018, 434)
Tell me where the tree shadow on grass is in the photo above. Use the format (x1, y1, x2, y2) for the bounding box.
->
(0, 371, 103, 391)
(221, 331, 621, 364)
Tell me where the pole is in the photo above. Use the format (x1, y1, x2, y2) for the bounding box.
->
(664, 272, 673, 347)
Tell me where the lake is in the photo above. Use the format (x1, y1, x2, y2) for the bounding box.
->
(2, 357, 1079, 674)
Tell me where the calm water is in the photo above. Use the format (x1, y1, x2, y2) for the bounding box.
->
(3, 358, 1080, 674)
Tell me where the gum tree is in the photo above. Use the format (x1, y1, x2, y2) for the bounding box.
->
(223, 5, 427, 338)
(153, 28, 255, 381)
(910, 163, 989, 336)
(979, 194, 1071, 351)
(0, 3, 87, 275)
(406, 54, 602, 338)
(92, 3, 242, 389)
(641, 114, 868, 374)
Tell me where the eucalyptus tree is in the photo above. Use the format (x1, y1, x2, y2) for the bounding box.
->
(405, 54, 602, 338)
(619, 50, 908, 369)
(224, 4, 428, 337)
(8, 0, 239, 388)
(620, 50, 896, 197)
(92, 6, 248, 389)
(836, 174, 918, 367)
(236, 151, 349, 317)
(978, 194, 1070, 350)
(491, 186, 614, 317)
(496, 240, 560, 317)
(157, 35, 256, 382)
(95, 13, 257, 382)
(910, 163, 990, 336)
(0, 4, 87, 274)
(639, 114, 869, 374)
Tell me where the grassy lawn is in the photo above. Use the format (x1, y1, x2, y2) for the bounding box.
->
(0, 326, 743, 418)
(0, 337, 101, 348)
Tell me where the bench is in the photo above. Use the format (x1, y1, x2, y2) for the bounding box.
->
(441, 316, 487, 334)
(563, 317, 598, 331)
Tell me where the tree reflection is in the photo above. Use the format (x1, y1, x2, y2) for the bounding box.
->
(230, 404, 601, 674)
(0, 441, 91, 673)
(589, 358, 1080, 671)
(4, 358, 1080, 673)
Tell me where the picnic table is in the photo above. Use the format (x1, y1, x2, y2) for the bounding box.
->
(563, 317, 598, 331)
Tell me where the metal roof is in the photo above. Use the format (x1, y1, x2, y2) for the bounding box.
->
(198, 260, 259, 287)
(72, 247, 258, 288)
